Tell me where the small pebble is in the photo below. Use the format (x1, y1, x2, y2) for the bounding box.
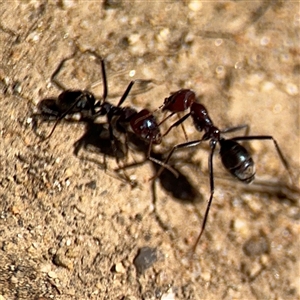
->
(285, 83, 298, 95)
(161, 288, 176, 300)
(53, 250, 73, 270)
(64, 168, 73, 178)
(188, 1, 202, 12)
(10, 276, 18, 284)
(48, 271, 58, 279)
(133, 247, 157, 274)
(260, 36, 270, 46)
(32, 242, 39, 249)
(214, 38, 223, 47)
(201, 271, 211, 282)
(85, 180, 97, 190)
(114, 262, 126, 274)
(233, 218, 250, 238)
(243, 235, 269, 256)
(40, 263, 52, 273)
(11, 205, 21, 215)
(60, 0, 75, 8)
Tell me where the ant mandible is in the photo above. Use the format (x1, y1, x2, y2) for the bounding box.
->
(153, 89, 292, 254)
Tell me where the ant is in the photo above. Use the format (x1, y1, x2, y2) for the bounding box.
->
(31, 50, 106, 140)
(33, 49, 177, 176)
(153, 89, 292, 254)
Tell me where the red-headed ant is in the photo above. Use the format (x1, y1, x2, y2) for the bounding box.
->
(153, 89, 292, 254)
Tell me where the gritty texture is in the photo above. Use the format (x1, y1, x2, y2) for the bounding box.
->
(0, 1, 299, 300)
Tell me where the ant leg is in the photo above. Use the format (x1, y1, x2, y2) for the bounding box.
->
(157, 112, 176, 126)
(86, 51, 107, 103)
(150, 139, 204, 181)
(192, 143, 217, 254)
(146, 140, 179, 177)
(31, 114, 39, 135)
(107, 115, 119, 161)
(40, 93, 88, 141)
(106, 80, 136, 158)
(100, 58, 108, 102)
(231, 135, 292, 181)
(116, 81, 136, 107)
(158, 112, 189, 141)
(114, 139, 179, 177)
(178, 113, 189, 141)
(105, 79, 138, 168)
(50, 52, 77, 91)
(162, 113, 191, 137)
(114, 134, 136, 186)
(221, 124, 249, 135)
(148, 156, 179, 177)
(31, 113, 57, 138)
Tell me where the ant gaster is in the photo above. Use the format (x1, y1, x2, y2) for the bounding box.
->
(153, 89, 291, 253)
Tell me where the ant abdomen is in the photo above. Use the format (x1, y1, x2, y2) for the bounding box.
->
(57, 90, 97, 113)
(37, 98, 60, 117)
(219, 139, 255, 183)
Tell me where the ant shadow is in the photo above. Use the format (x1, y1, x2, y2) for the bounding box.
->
(73, 120, 126, 162)
(31, 97, 99, 140)
(72, 120, 203, 236)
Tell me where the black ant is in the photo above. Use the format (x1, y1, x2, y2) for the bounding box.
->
(31, 50, 106, 140)
(33, 49, 177, 176)
(153, 89, 292, 254)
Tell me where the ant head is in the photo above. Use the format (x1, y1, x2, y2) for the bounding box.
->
(130, 109, 162, 144)
(162, 89, 196, 112)
(219, 139, 255, 183)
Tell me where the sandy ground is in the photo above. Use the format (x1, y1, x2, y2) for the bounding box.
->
(0, 1, 299, 299)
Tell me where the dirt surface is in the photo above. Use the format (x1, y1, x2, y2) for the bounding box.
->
(0, 1, 299, 299)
